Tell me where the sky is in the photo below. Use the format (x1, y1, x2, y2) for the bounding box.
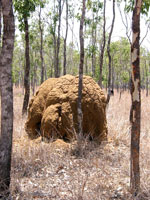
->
(65, 1, 150, 51)
(106, 1, 150, 50)
(15, 1, 150, 51)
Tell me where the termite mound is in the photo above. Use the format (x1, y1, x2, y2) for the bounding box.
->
(25, 75, 108, 143)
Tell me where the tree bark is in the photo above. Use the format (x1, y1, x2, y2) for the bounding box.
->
(63, 0, 68, 75)
(22, 17, 30, 115)
(0, 0, 2, 49)
(53, 30, 57, 77)
(32, 51, 37, 95)
(106, 0, 115, 104)
(39, 5, 44, 84)
(0, 0, 15, 197)
(91, 12, 96, 77)
(55, 0, 62, 77)
(77, 0, 86, 139)
(111, 58, 114, 92)
(98, 0, 106, 88)
(130, 0, 142, 196)
(145, 60, 148, 96)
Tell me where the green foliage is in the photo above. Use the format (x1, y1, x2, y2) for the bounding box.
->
(13, 0, 46, 31)
(12, 0, 150, 90)
(125, 0, 150, 15)
(86, 44, 98, 57)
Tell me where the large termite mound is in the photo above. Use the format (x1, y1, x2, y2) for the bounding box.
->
(25, 75, 108, 142)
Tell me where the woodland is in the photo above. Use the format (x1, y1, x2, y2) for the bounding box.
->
(0, 0, 150, 199)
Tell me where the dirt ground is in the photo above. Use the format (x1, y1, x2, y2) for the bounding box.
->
(3, 88, 150, 199)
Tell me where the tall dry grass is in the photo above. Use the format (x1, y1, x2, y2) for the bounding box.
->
(2, 88, 150, 199)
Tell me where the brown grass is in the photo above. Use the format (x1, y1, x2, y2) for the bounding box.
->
(3, 88, 150, 199)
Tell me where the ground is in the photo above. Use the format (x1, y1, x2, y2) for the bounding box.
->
(4, 88, 150, 199)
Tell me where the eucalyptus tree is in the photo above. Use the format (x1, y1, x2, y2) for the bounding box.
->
(14, 0, 41, 115)
(98, 0, 106, 88)
(86, 0, 103, 77)
(130, 0, 142, 196)
(12, 38, 25, 87)
(56, 0, 65, 77)
(0, 0, 15, 197)
(110, 38, 130, 90)
(0, 1, 2, 48)
(48, 0, 64, 77)
(78, 0, 86, 140)
(125, 0, 150, 196)
(63, 0, 68, 75)
(29, 24, 40, 94)
(106, 0, 115, 104)
(38, 1, 46, 84)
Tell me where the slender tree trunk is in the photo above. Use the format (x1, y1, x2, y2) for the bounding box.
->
(55, 0, 62, 77)
(44, 61, 47, 80)
(112, 58, 114, 92)
(39, 6, 44, 84)
(91, 12, 95, 77)
(33, 52, 37, 95)
(99, 0, 106, 88)
(144, 60, 148, 96)
(0, 0, 2, 49)
(0, 0, 15, 197)
(85, 54, 88, 74)
(0, 0, 1, 92)
(106, 0, 115, 104)
(91, 27, 96, 77)
(63, 0, 68, 75)
(22, 17, 30, 115)
(77, 0, 86, 139)
(130, 0, 142, 196)
(53, 33, 57, 77)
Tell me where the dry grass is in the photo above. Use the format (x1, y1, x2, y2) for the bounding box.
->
(2, 88, 150, 199)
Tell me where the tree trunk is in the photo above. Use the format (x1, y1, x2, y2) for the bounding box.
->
(63, 0, 68, 75)
(39, 5, 44, 84)
(53, 33, 57, 77)
(106, 0, 115, 104)
(145, 60, 148, 96)
(0, 0, 15, 197)
(22, 17, 30, 115)
(111, 58, 114, 92)
(130, 0, 142, 196)
(55, 0, 62, 77)
(77, 0, 86, 139)
(91, 12, 96, 77)
(85, 54, 88, 74)
(99, 0, 106, 88)
(0, 0, 2, 48)
(44, 61, 47, 80)
(32, 52, 37, 95)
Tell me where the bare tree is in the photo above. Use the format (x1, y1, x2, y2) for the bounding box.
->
(0, 0, 15, 197)
(145, 60, 148, 96)
(130, 0, 142, 196)
(55, 0, 62, 77)
(91, 12, 96, 77)
(77, 0, 86, 139)
(107, 0, 115, 103)
(117, 3, 132, 45)
(98, 0, 106, 88)
(63, 0, 68, 75)
(0, 0, 2, 48)
(39, 5, 44, 84)
(22, 16, 30, 115)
